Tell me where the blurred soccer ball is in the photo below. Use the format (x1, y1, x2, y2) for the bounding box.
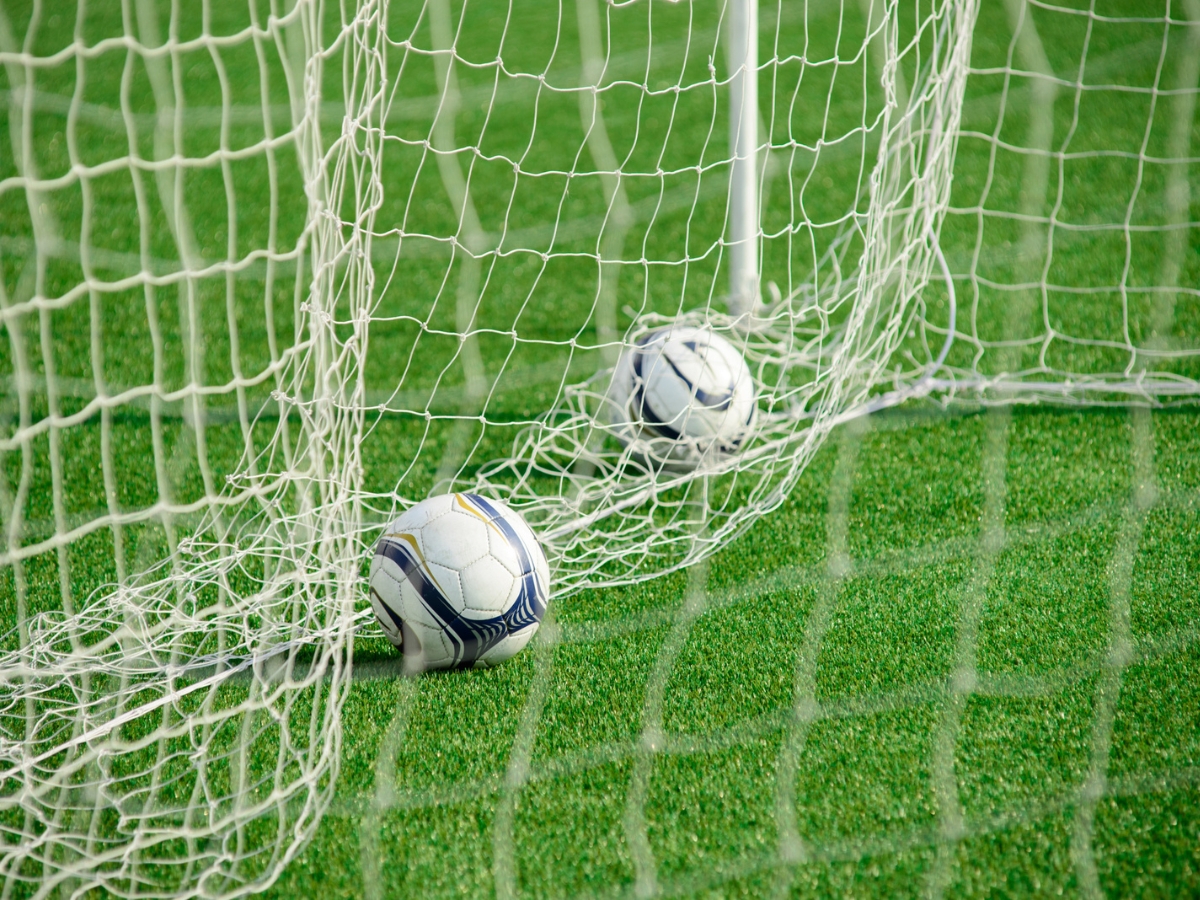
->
(368, 493, 551, 671)
(608, 325, 757, 467)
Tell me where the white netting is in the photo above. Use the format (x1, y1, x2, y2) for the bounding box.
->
(371, 0, 976, 593)
(0, 0, 1196, 896)
(0, 0, 377, 894)
(935, 0, 1200, 403)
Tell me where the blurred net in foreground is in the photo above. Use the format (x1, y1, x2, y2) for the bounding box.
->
(0, 0, 1197, 895)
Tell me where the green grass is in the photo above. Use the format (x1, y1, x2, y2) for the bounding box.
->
(2, 0, 1200, 896)
(277, 406, 1200, 899)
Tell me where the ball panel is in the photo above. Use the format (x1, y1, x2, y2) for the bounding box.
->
(388, 492, 453, 532)
(421, 513, 491, 572)
(502, 512, 551, 596)
(395, 581, 443, 635)
(372, 534, 463, 641)
(369, 543, 407, 588)
(477, 625, 538, 667)
(659, 337, 738, 412)
(460, 555, 517, 614)
(425, 561, 465, 611)
(414, 620, 454, 670)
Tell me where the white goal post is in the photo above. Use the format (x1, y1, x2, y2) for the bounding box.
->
(728, 0, 761, 317)
(0, 0, 1197, 896)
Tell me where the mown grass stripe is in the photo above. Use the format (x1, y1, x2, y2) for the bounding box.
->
(317, 617, 1200, 821)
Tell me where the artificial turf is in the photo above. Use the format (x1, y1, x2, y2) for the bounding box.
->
(268, 405, 1200, 899)
(2, 0, 1199, 896)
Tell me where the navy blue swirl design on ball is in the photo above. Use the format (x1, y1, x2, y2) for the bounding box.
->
(373, 494, 547, 668)
(631, 330, 737, 440)
(456, 493, 547, 633)
(373, 533, 507, 667)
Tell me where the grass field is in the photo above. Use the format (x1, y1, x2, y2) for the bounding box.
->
(279, 404, 1200, 898)
(2, 0, 1200, 896)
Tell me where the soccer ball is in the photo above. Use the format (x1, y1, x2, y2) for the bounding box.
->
(368, 493, 551, 671)
(607, 325, 758, 467)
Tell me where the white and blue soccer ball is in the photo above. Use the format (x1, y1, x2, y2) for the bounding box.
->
(608, 325, 758, 467)
(368, 493, 551, 672)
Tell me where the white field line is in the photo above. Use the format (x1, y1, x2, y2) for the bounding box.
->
(923, 406, 1009, 900)
(624, 556, 710, 900)
(492, 608, 560, 900)
(361, 676, 419, 900)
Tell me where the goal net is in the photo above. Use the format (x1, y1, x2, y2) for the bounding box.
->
(0, 0, 1196, 895)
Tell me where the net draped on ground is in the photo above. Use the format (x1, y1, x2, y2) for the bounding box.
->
(0, 0, 1197, 896)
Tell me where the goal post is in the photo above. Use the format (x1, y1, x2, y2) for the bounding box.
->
(727, 0, 761, 317)
(0, 0, 1198, 896)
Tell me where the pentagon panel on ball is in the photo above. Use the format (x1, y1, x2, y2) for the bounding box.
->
(369, 494, 551, 672)
(608, 325, 759, 469)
